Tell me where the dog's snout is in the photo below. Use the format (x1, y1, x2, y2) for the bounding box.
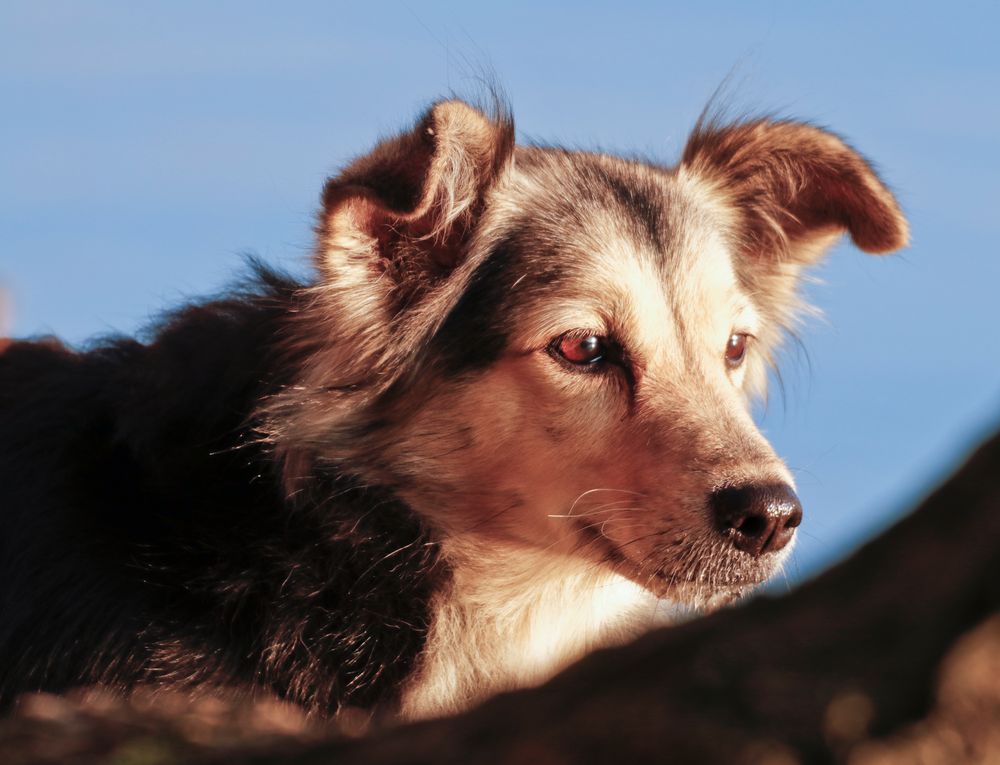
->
(711, 484, 802, 557)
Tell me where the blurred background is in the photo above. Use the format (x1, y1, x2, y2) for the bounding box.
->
(1, 1, 997, 585)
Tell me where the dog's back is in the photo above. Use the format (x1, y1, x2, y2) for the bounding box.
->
(0, 278, 284, 704)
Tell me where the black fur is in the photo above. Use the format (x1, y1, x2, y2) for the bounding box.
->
(0, 266, 445, 715)
(433, 231, 565, 375)
(435, 239, 516, 374)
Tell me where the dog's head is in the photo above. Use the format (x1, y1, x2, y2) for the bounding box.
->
(269, 99, 907, 605)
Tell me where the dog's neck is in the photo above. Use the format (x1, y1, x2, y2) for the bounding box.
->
(398, 534, 665, 720)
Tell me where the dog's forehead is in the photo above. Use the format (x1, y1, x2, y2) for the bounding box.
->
(498, 147, 737, 301)
(433, 147, 747, 372)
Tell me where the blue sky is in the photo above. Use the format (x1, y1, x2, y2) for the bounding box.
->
(2, 1, 998, 583)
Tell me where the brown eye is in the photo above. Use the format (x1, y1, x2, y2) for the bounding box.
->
(725, 333, 748, 368)
(555, 334, 607, 365)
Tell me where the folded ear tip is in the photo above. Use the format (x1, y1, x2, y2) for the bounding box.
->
(431, 98, 480, 114)
(854, 200, 910, 254)
(425, 99, 490, 132)
(422, 98, 516, 171)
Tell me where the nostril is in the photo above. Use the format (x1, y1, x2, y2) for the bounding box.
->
(710, 486, 754, 528)
(731, 512, 768, 538)
(710, 484, 802, 557)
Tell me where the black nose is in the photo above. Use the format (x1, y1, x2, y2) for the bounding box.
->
(711, 484, 802, 557)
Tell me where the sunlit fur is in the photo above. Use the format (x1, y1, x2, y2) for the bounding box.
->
(0, 98, 907, 722)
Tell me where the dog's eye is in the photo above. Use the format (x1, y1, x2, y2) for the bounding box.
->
(725, 333, 749, 368)
(553, 334, 608, 366)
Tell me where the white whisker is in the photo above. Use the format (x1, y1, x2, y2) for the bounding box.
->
(565, 488, 645, 518)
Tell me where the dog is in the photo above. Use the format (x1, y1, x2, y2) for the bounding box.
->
(0, 97, 907, 722)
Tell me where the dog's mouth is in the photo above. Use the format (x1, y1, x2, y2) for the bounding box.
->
(574, 519, 780, 603)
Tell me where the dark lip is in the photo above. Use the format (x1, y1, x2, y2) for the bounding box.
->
(574, 520, 768, 593)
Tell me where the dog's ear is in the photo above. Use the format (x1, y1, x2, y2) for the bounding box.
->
(681, 119, 908, 263)
(317, 99, 514, 306)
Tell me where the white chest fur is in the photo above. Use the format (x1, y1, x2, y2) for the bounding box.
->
(399, 542, 667, 720)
